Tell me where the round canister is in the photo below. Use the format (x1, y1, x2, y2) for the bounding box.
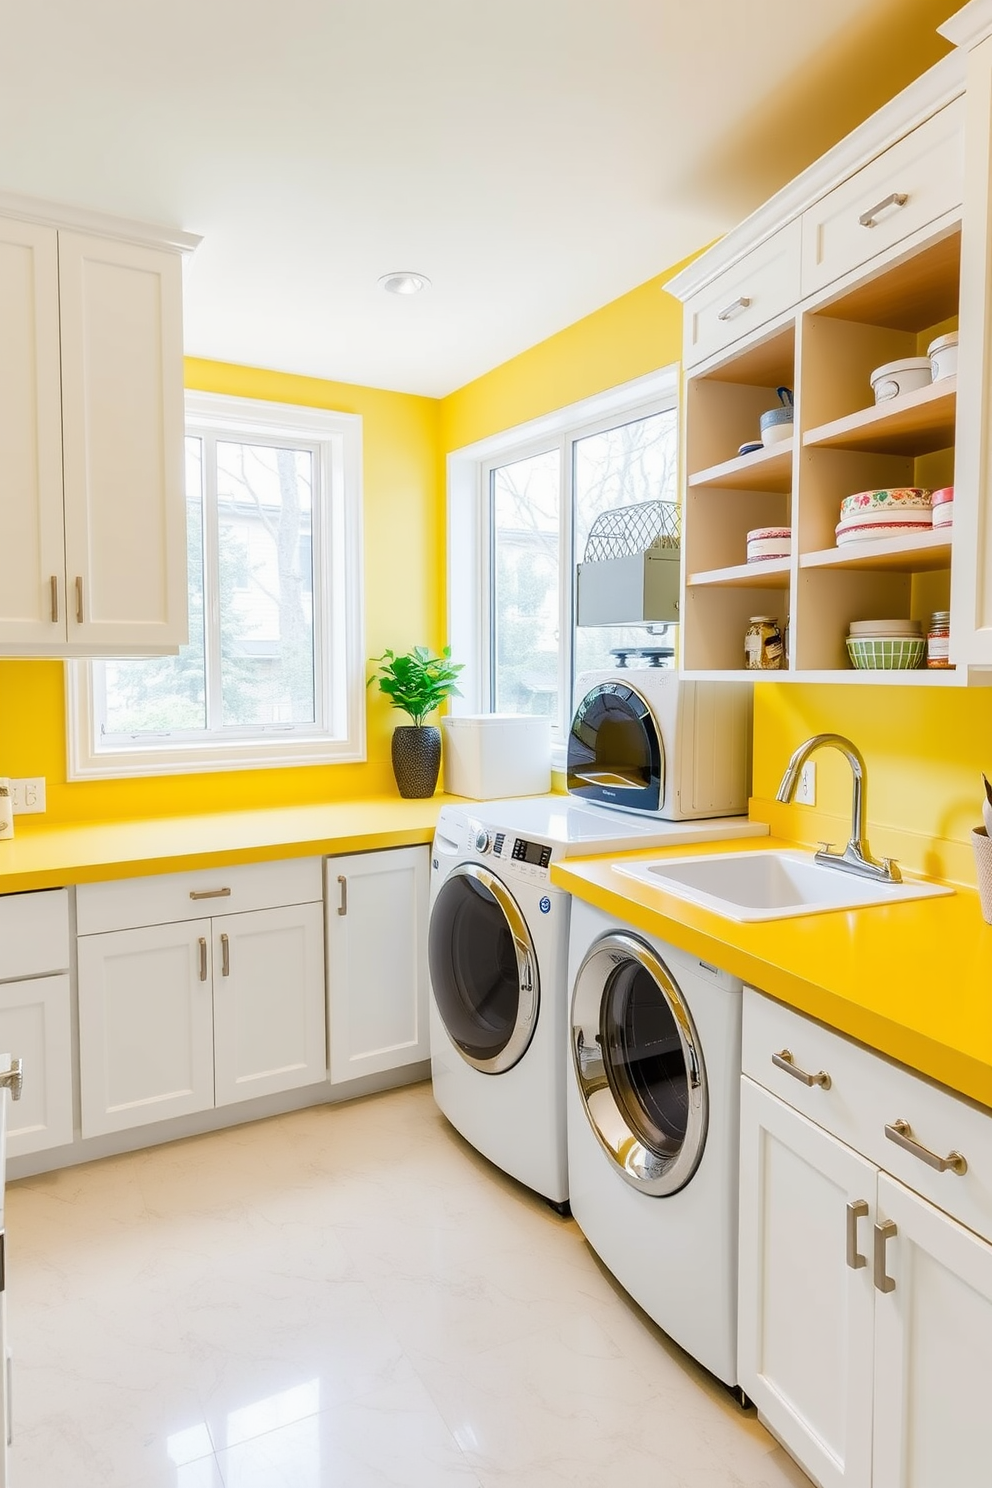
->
(746, 526, 791, 562)
(869, 357, 932, 403)
(839, 487, 931, 520)
(931, 486, 954, 530)
(928, 332, 959, 382)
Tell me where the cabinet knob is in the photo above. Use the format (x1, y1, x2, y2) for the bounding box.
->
(772, 1048, 831, 1089)
(337, 875, 348, 916)
(858, 191, 908, 228)
(75, 576, 84, 625)
(873, 1219, 897, 1293)
(220, 932, 230, 977)
(50, 576, 59, 625)
(198, 936, 208, 982)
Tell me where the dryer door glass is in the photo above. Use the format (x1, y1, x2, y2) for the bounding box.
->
(429, 866, 539, 1075)
(566, 681, 663, 813)
(571, 933, 707, 1195)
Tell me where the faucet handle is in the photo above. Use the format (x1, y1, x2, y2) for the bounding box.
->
(817, 841, 836, 855)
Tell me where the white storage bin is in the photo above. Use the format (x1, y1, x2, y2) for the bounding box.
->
(442, 715, 551, 800)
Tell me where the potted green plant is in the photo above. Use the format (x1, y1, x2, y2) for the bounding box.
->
(368, 645, 463, 798)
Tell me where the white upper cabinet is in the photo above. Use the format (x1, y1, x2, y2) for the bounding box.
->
(0, 200, 197, 658)
(800, 96, 965, 298)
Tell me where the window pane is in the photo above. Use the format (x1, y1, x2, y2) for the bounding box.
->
(492, 449, 560, 719)
(573, 410, 679, 677)
(101, 438, 207, 735)
(215, 441, 315, 728)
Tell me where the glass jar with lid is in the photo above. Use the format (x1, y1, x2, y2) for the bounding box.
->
(927, 611, 953, 669)
(744, 616, 784, 671)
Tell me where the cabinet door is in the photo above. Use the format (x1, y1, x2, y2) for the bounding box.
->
(873, 1173, 992, 1488)
(77, 923, 214, 1137)
(0, 975, 73, 1157)
(951, 33, 992, 668)
(58, 231, 188, 655)
(212, 903, 326, 1106)
(0, 218, 67, 647)
(326, 846, 430, 1085)
(738, 1078, 876, 1488)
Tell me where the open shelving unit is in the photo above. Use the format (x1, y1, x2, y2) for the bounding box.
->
(680, 221, 962, 682)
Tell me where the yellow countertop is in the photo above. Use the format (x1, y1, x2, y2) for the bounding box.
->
(0, 797, 453, 892)
(551, 837, 992, 1112)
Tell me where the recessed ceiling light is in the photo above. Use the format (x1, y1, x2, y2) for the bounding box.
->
(378, 271, 431, 296)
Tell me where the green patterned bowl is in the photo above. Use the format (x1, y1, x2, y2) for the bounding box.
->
(846, 636, 926, 670)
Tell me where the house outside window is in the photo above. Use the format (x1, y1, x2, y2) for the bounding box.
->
(68, 392, 365, 778)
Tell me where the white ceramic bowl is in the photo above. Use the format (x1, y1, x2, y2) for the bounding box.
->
(869, 357, 933, 403)
(928, 332, 958, 382)
(760, 421, 793, 446)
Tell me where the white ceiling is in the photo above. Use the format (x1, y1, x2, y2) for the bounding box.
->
(0, 1, 952, 397)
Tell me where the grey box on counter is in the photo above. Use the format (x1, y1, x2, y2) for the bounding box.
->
(575, 549, 681, 627)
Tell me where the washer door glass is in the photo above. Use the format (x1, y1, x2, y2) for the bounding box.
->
(429, 865, 539, 1074)
(571, 933, 707, 1195)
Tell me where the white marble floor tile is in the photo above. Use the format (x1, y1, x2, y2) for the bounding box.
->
(5, 1081, 812, 1488)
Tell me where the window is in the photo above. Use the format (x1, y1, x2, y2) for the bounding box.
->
(447, 368, 679, 750)
(68, 393, 364, 777)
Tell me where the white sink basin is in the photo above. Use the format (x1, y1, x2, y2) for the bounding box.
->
(614, 849, 954, 922)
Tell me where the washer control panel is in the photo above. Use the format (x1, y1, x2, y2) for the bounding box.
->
(467, 822, 552, 879)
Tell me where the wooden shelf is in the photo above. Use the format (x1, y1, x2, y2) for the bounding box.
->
(803, 378, 956, 456)
(688, 440, 794, 493)
(680, 666, 972, 686)
(688, 559, 791, 589)
(799, 529, 952, 573)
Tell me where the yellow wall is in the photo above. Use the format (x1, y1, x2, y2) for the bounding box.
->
(0, 359, 442, 822)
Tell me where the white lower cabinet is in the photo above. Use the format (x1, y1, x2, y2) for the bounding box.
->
(325, 846, 430, 1085)
(0, 975, 74, 1158)
(739, 988, 992, 1488)
(738, 1079, 874, 1488)
(77, 860, 326, 1138)
(0, 889, 73, 1158)
(212, 902, 325, 1107)
(77, 921, 217, 1135)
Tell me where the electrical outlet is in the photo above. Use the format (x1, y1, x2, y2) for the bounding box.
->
(10, 778, 46, 814)
(795, 761, 816, 806)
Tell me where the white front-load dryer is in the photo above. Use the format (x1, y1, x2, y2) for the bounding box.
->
(566, 896, 743, 1385)
(428, 797, 762, 1209)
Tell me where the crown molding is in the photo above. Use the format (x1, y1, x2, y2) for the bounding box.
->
(939, 0, 992, 50)
(665, 49, 964, 303)
(0, 191, 200, 254)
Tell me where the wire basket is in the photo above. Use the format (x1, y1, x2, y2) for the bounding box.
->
(582, 501, 681, 562)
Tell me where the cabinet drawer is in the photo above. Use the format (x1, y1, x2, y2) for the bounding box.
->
(76, 857, 322, 935)
(683, 219, 801, 369)
(0, 889, 70, 979)
(743, 987, 992, 1243)
(801, 97, 964, 298)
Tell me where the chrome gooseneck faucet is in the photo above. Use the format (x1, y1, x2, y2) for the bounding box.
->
(776, 733, 901, 883)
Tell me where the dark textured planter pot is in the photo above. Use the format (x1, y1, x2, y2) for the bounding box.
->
(391, 725, 441, 799)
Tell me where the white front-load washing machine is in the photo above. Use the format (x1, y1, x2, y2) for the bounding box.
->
(428, 796, 763, 1209)
(567, 896, 743, 1384)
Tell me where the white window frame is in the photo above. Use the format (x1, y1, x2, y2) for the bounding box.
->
(447, 366, 680, 753)
(67, 391, 365, 778)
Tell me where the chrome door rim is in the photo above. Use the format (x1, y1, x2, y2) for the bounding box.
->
(571, 931, 707, 1195)
(431, 864, 539, 1074)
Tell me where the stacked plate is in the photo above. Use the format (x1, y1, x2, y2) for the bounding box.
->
(846, 618, 925, 670)
(835, 487, 932, 547)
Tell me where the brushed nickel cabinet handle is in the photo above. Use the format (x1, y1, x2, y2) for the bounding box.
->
(220, 933, 230, 977)
(858, 191, 908, 228)
(337, 875, 348, 916)
(874, 1219, 897, 1293)
(885, 1118, 967, 1175)
(198, 936, 208, 982)
(846, 1199, 868, 1270)
(75, 576, 83, 624)
(0, 1058, 24, 1103)
(717, 294, 751, 322)
(189, 887, 232, 901)
(773, 1048, 832, 1089)
(50, 575, 59, 624)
